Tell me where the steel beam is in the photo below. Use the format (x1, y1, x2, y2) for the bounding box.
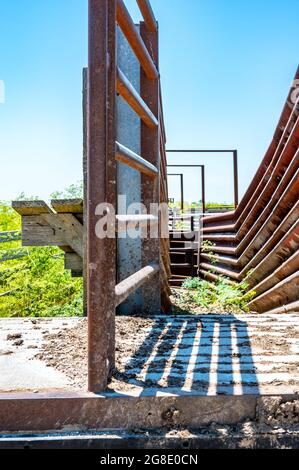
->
(87, 0, 117, 392)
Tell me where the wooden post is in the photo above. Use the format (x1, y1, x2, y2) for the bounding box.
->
(87, 0, 117, 392)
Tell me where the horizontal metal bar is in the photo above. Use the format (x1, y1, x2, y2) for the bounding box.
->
(115, 262, 160, 307)
(136, 0, 157, 32)
(167, 165, 204, 168)
(116, 67, 158, 129)
(166, 150, 237, 153)
(115, 141, 158, 177)
(116, 0, 159, 80)
(169, 215, 198, 220)
(0, 231, 21, 243)
(116, 214, 158, 233)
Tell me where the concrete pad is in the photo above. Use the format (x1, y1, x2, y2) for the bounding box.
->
(0, 313, 298, 397)
(0, 318, 78, 392)
(0, 314, 299, 434)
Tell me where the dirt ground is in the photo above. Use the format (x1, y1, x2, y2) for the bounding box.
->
(35, 316, 156, 390)
(34, 312, 299, 397)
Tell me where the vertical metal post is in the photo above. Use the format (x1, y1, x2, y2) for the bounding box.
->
(140, 21, 161, 314)
(233, 150, 239, 209)
(201, 165, 206, 214)
(180, 174, 184, 212)
(87, 0, 117, 392)
(82, 68, 88, 317)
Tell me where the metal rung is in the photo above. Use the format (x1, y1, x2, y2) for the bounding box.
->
(115, 262, 160, 307)
(116, 214, 158, 233)
(117, 0, 159, 81)
(117, 67, 158, 129)
(136, 0, 157, 33)
(115, 142, 158, 177)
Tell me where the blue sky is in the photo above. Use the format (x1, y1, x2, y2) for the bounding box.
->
(0, 0, 298, 203)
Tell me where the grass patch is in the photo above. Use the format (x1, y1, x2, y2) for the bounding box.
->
(171, 276, 255, 314)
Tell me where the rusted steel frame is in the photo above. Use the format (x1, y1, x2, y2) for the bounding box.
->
(245, 219, 299, 288)
(136, 0, 157, 32)
(116, 67, 158, 128)
(140, 21, 161, 313)
(239, 195, 299, 277)
(115, 262, 159, 306)
(204, 113, 299, 243)
(237, 164, 299, 273)
(273, 65, 299, 143)
(161, 237, 171, 279)
(249, 271, 299, 313)
(159, 141, 168, 203)
(263, 300, 299, 315)
(199, 268, 235, 285)
(200, 262, 240, 281)
(249, 251, 299, 301)
(83, 68, 88, 316)
(167, 164, 206, 214)
(87, 0, 117, 392)
(235, 66, 299, 218)
(159, 86, 167, 150)
(235, 109, 299, 235)
(203, 67, 299, 224)
(116, 214, 158, 234)
(233, 150, 239, 208)
(115, 141, 158, 177)
(237, 148, 299, 259)
(200, 252, 239, 268)
(201, 210, 235, 225)
(116, 0, 159, 80)
(235, 96, 299, 231)
(167, 173, 184, 211)
(209, 155, 299, 269)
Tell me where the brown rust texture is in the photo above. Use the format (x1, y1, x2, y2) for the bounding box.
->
(87, 0, 117, 392)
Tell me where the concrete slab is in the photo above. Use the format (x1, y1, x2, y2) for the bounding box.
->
(0, 314, 298, 434)
(0, 314, 298, 396)
(0, 318, 78, 392)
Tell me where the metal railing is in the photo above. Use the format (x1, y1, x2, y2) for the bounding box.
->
(201, 66, 299, 313)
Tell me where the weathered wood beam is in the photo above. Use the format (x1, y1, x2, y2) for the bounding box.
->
(12, 201, 53, 216)
(64, 252, 83, 271)
(51, 199, 83, 214)
(21, 214, 83, 258)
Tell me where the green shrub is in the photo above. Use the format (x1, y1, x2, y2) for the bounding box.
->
(181, 276, 255, 313)
(0, 247, 83, 318)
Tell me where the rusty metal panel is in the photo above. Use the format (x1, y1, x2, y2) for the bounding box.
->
(201, 67, 299, 313)
(87, 0, 117, 392)
(140, 21, 161, 314)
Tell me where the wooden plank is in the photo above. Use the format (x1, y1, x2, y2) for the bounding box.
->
(12, 201, 53, 216)
(41, 214, 83, 258)
(22, 214, 83, 258)
(71, 270, 83, 278)
(51, 199, 83, 214)
(64, 253, 83, 271)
